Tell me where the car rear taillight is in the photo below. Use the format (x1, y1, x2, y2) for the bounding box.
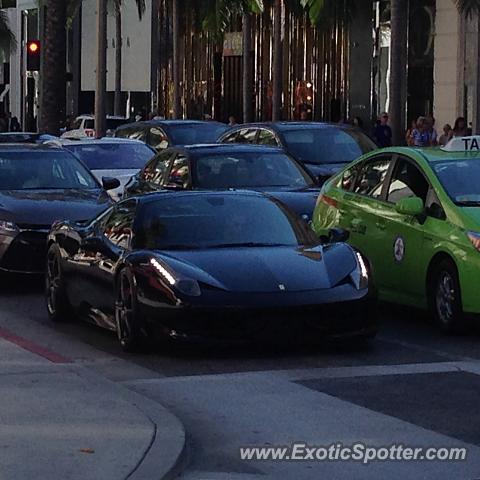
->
(320, 194, 338, 208)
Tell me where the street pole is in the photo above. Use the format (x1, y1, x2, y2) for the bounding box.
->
(114, 2, 123, 117)
(272, 0, 282, 121)
(172, 0, 181, 119)
(242, 13, 253, 123)
(95, 0, 107, 138)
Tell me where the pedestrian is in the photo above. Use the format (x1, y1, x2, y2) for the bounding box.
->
(438, 124, 452, 146)
(452, 117, 468, 138)
(228, 115, 237, 126)
(10, 117, 20, 132)
(405, 120, 416, 146)
(410, 116, 430, 147)
(0, 112, 7, 133)
(426, 116, 438, 146)
(372, 112, 392, 147)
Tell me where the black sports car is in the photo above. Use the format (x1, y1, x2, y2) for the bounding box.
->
(218, 122, 377, 184)
(124, 144, 320, 219)
(46, 190, 377, 351)
(0, 144, 118, 273)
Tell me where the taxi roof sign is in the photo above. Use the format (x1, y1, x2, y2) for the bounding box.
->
(441, 136, 480, 152)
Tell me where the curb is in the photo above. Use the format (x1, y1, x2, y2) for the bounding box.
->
(70, 366, 188, 480)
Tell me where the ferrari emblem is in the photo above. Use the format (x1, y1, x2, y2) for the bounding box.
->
(278, 284, 286, 291)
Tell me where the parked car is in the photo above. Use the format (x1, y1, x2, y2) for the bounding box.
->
(115, 120, 229, 151)
(124, 144, 321, 219)
(218, 122, 377, 184)
(61, 138, 155, 201)
(0, 144, 117, 274)
(61, 115, 128, 140)
(0, 133, 58, 143)
(45, 190, 376, 351)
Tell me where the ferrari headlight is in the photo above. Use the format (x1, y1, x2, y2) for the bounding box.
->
(350, 252, 369, 290)
(0, 220, 19, 236)
(467, 231, 480, 252)
(150, 258, 201, 297)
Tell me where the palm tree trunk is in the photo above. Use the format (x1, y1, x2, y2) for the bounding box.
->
(172, 0, 181, 119)
(38, 0, 66, 135)
(95, 0, 108, 138)
(242, 13, 253, 123)
(114, 2, 123, 117)
(272, 0, 282, 121)
(389, 0, 408, 145)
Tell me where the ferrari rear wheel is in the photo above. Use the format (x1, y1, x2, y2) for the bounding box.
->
(115, 269, 148, 352)
(46, 244, 72, 323)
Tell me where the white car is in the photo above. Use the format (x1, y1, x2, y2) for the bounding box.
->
(61, 115, 128, 140)
(60, 138, 155, 201)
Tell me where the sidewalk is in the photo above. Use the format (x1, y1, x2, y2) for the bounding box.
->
(0, 337, 186, 480)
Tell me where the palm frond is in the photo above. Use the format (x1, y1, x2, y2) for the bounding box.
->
(454, 0, 480, 18)
(0, 10, 16, 52)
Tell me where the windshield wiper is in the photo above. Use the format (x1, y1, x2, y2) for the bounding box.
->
(206, 242, 291, 249)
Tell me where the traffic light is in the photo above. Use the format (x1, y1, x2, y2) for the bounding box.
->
(26, 40, 40, 71)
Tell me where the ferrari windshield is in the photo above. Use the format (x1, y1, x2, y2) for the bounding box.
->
(134, 194, 316, 250)
(193, 151, 313, 188)
(432, 159, 480, 204)
(0, 150, 98, 190)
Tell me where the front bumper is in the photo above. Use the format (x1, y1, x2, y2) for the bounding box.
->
(0, 229, 49, 274)
(143, 292, 378, 342)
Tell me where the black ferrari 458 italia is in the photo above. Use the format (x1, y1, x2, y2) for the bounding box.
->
(46, 190, 377, 351)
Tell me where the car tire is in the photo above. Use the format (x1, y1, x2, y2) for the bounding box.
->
(115, 268, 149, 353)
(429, 258, 466, 333)
(45, 244, 73, 322)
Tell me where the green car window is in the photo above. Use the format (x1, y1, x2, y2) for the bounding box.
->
(387, 158, 429, 204)
(353, 157, 391, 199)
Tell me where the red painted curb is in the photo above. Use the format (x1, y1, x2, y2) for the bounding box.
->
(0, 327, 73, 364)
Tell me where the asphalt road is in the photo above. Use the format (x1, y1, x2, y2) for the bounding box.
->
(2, 274, 480, 479)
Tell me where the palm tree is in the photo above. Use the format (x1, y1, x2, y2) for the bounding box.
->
(111, 0, 145, 117)
(0, 9, 15, 53)
(38, 0, 67, 135)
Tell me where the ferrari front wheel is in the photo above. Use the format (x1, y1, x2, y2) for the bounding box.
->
(115, 269, 148, 352)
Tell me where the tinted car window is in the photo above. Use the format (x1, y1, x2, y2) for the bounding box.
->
(0, 151, 98, 190)
(353, 157, 391, 199)
(149, 127, 169, 150)
(65, 143, 154, 170)
(116, 128, 147, 142)
(236, 129, 258, 144)
(221, 131, 240, 143)
(134, 195, 316, 250)
(339, 163, 362, 191)
(166, 154, 190, 188)
(282, 127, 376, 164)
(167, 124, 228, 145)
(387, 158, 429, 204)
(103, 200, 137, 249)
(257, 129, 278, 146)
(142, 151, 173, 185)
(194, 152, 313, 189)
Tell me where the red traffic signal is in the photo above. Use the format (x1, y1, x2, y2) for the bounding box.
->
(27, 40, 40, 71)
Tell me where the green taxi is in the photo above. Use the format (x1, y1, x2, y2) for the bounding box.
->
(312, 136, 480, 332)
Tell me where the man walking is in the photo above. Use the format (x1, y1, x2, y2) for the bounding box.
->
(373, 112, 393, 147)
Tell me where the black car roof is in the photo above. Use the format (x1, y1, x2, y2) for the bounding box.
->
(137, 189, 265, 205)
(179, 143, 284, 155)
(116, 120, 226, 130)
(226, 121, 356, 132)
(0, 143, 63, 152)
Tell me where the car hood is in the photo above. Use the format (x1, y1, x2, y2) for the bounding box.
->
(301, 162, 347, 179)
(0, 189, 111, 227)
(255, 187, 320, 218)
(155, 243, 357, 293)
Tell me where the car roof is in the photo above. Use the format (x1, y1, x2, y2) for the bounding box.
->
(0, 143, 63, 152)
(59, 137, 147, 146)
(137, 189, 266, 205)
(116, 119, 226, 130)
(227, 121, 357, 132)
(179, 143, 284, 154)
